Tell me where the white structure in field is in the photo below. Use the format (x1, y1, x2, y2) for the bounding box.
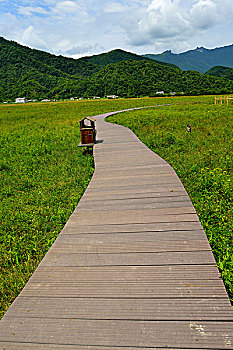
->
(156, 91, 164, 95)
(15, 97, 28, 103)
(107, 95, 118, 99)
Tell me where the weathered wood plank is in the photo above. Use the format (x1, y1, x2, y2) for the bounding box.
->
(71, 209, 198, 226)
(77, 197, 192, 212)
(30, 265, 222, 281)
(0, 344, 214, 350)
(45, 239, 212, 254)
(62, 222, 204, 234)
(84, 183, 185, 194)
(82, 190, 188, 201)
(6, 297, 233, 321)
(57, 230, 208, 242)
(1, 318, 233, 348)
(40, 251, 216, 267)
(20, 265, 227, 299)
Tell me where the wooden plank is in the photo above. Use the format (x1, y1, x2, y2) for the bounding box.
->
(47, 238, 212, 253)
(0, 344, 215, 350)
(1, 318, 233, 348)
(88, 176, 182, 188)
(56, 231, 209, 243)
(92, 171, 177, 181)
(69, 212, 199, 226)
(82, 190, 188, 201)
(20, 266, 227, 299)
(92, 165, 173, 177)
(84, 182, 185, 193)
(77, 200, 194, 212)
(20, 279, 226, 299)
(72, 207, 197, 220)
(30, 265, 222, 280)
(77, 196, 191, 210)
(40, 251, 216, 267)
(61, 221, 204, 234)
(6, 297, 233, 321)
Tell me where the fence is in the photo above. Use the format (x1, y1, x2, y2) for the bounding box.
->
(215, 96, 233, 105)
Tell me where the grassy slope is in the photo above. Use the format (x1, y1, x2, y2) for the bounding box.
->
(108, 95, 233, 304)
(0, 97, 170, 319)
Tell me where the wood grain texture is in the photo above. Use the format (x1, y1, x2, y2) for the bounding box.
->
(1, 318, 233, 348)
(1, 109, 233, 349)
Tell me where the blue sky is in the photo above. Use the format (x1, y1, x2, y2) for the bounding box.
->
(0, 0, 233, 57)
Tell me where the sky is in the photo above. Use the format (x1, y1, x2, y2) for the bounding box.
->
(0, 0, 233, 58)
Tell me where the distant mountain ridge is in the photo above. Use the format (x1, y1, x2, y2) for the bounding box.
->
(143, 44, 233, 73)
(0, 36, 233, 101)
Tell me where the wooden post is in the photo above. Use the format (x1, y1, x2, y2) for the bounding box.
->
(227, 96, 229, 106)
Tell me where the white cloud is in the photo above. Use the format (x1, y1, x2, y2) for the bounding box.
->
(104, 2, 125, 13)
(189, 0, 218, 29)
(18, 6, 49, 16)
(123, 0, 224, 52)
(19, 25, 48, 51)
(0, 0, 233, 57)
(54, 1, 81, 13)
(66, 43, 104, 55)
(123, 0, 189, 46)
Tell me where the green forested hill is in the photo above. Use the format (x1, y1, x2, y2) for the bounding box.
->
(81, 48, 177, 68)
(205, 66, 233, 81)
(0, 36, 233, 101)
(0, 37, 100, 78)
(81, 60, 233, 97)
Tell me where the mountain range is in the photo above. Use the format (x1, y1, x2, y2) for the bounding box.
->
(0, 36, 233, 101)
(143, 44, 233, 73)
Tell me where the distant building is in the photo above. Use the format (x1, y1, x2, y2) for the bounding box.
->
(41, 99, 51, 102)
(15, 97, 28, 103)
(156, 91, 164, 95)
(170, 92, 176, 96)
(107, 95, 118, 99)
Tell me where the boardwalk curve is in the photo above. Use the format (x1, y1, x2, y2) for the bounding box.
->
(0, 109, 233, 349)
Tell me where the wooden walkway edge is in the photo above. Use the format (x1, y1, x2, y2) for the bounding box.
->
(0, 108, 233, 349)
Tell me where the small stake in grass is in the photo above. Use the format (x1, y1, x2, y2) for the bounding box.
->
(186, 124, 191, 133)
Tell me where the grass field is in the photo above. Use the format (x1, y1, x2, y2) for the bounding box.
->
(1, 96, 232, 319)
(0, 96, 175, 319)
(108, 96, 233, 304)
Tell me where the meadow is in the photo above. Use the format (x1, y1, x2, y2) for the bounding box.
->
(108, 96, 233, 304)
(0, 96, 174, 318)
(0, 96, 232, 318)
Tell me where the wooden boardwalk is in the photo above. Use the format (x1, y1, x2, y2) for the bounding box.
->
(0, 110, 233, 349)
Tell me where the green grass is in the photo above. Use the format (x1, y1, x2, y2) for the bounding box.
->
(108, 95, 233, 304)
(0, 97, 174, 318)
